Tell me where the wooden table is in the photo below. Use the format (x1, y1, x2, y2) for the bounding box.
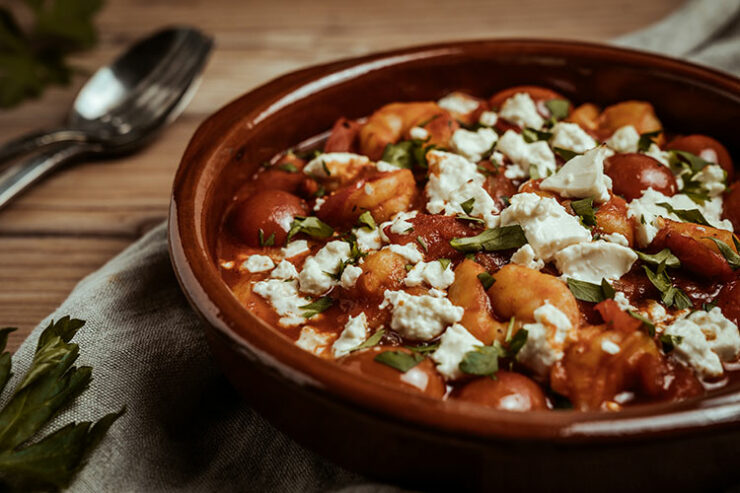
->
(0, 0, 683, 351)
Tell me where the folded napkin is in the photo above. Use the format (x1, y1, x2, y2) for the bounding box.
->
(6, 1, 740, 491)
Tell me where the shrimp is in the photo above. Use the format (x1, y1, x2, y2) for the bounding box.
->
(594, 194, 635, 247)
(447, 259, 507, 345)
(358, 102, 458, 160)
(596, 101, 664, 144)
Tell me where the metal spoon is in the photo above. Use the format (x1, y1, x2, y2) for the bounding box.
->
(0, 26, 213, 210)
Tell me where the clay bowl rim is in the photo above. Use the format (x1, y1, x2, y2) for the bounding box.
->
(169, 38, 740, 445)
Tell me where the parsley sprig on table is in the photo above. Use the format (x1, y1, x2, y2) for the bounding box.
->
(0, 317, 124, 492)
(0, 0, 103, 108)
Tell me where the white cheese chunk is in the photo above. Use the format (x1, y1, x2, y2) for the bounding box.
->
(339, 264, 363, 289)
(405, 260, 455, 289)
(313, 197, 326, 212)
(603, 232, 629, 246)
(438, 91, 480, 115)
(303, 152, 369, 178)
(298, 240, 352, 295)
(499, 192, 591, 262)
(353, 227, 382, 252)
(270, 260, 299, 280)
(282, 240, 310, 258)
(386, 243, 424, 264)
(549, 122, 597, 153)
(644, 143, 671, 167)
(252, 279, 307, 327)
(381, 290, 464, 341)
(383, 210, 418, 237)
(296, 326, 334, 356)
(540, 147, 613, 203)
(510, 244, 545, 271)
(409, 126, 429, 140)
(431, 324, 481, 379)
(499, 93, 544, 129)
(517, 302, 573, 377)
(242, 254, 275, 273)
(450, 127, 498, 163)
(601, 339, 622, 355)
(605, 125, 640, 153)
(686, 308, 740, 362)
(332, 313, 368, 358)
(613, 291, 636, 311)
(376, 160, 399, 172)
(425, 150, 498, 227)
(554, 240, 637, 283)
(694, 164, 727, 197)
(497, 130, 556, 179)
(478, 110, 498, 127)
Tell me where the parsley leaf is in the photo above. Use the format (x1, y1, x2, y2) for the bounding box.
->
(703, 237, 740, 269)
(522, 127, 553, 143)
(381, 139, 437, 170)
(643, 264, 693, 309)
(300, 297, 334, 318)
(0, 317, 123, 491)
(635, 248, 681, 269)
(544, 99, 570, 120)
(438, 258, 452, 270)
(357, 211, 376, 230)
(416, 236, 428, 252)
(628, 310, 656, 336)
(286, 216, 334, 242)
(571, 197, 598, 228)
(460, 197, 475, 215)
(566, 278, 615, 303)
(659, 334, 683, 353)
(477, 272, 495, 290)
(258, 229, 275, 247)
(669, 150, 712, 175)
(455, 214, 485, 225)
(373, 351, 423, 373)
(279, 163, 298, 173)
(637, 130, 662, 153)
(656, 202, 711, 226)
(553, 147, 580, 161)
(350, 329, 385, 352)
(506, 329, 528, 358)
(405, 343, 440, 354)
(459, 345, 501, 377)
(450, 225, 527, 253)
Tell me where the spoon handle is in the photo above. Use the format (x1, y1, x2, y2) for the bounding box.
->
(0, 143, 92, 211)
(0, 128, 90, 165)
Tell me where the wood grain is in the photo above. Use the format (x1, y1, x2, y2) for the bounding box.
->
(0, 0, 684, 351)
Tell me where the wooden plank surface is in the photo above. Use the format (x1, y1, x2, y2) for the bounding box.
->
(0, 0, 684, 351)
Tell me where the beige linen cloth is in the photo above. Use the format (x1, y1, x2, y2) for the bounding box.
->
(4, 0, 740, 491)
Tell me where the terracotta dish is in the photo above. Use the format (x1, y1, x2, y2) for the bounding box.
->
(169, 40, 740, 491)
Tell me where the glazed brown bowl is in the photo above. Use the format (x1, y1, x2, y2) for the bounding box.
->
(169, 39, 740, 492)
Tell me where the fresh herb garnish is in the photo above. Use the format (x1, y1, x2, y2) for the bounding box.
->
(506, 328, 528, 358)
(566, 278, 615, 303)
(659, 334, 683, 353)
(571, 197, 598, 228)
(522, 127, 553, 144)
(279, 163, 298, 173)
(703, 237, 740, 269)
(637, 130, 662, 153)
(438, 258, 452, 270)
(417, 113, 441, 128)
(669, 150, 712, 175)
(627, 310, 656, 336)
(321, 160, 331, 176)
(477, 272, 495, 290)
(351, 329, 385, 352)
(373, 351, 423, 373)
(455, 214, 485, 224)
(0, 317, 124, 491)
(656, 202, 711, 226)
(258, 228, 275, 247)
(314, 185, 326, 198)
(381, 139, 437, 169)
(405, 343, 440, 354)
(300, 297, 334, 318)
(460, 197, 475, 215)
(459, 345, 501, 377)
(357, 211, 376, 230)
(404, 264, 414, 272)
(553, 147, 580, 161)
(643, 263, 693, 309)
(545, 99, 570, 120)
(635, 248, 681, 269)
(416, 236, 428, 252)
(449, 225, 527, 253)
(286, 216, 334, 242)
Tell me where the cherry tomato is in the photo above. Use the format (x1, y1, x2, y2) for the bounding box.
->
(339, 347, 446, 398)
(231, 190, 308, 247)
(604, 153, 677, 201)
(456, 372, 547, 411)
(666, 134, 734, 182)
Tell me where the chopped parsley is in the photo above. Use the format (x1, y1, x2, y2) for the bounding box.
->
(477, 272, 495, 290)
(545, 99, 570, 120)
(357, 210, 376, 230)
(460, 197, 475, 215)
(449, 225, 527, 253)
(703, 237, 740, 269)
(637, 130, 662, 152)
(566, 278, 616, 303)
(258, 229, 275, 247)
(571, 197, 598, 228)
(300, 297, 334, 318)
(374, 351, 423, 373)
(286, 216, 334, 242)
(635, 248, 681, 269)
(656, 202, 711, 226)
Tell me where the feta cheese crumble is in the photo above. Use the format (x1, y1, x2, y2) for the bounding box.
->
(376, 160, 399, 172)
(605, 125, 640, 153)
(499, 192, 591, 262)
(540, 147, 613, 203)
(386, 243, 424, 264)
(450, 127, 498, 163)
(380, 290, 464, 341)
(270, 260, 299, 280)
(242, 254, 275, 273)
(517, 302, 574, 377)
(404, 260, 455, 289)
(478, 110, 498, 127)
(549, 122, 597, 153)
(613, 291, 636, 311)
(303, 152, 369, 178)
(554, 240, 637, 283)
(252, 279, 307, 327)
(497, 130, 556, 179)
(332, 313, 368, 358)
(282, 240, 310, 258)
(340, 264, 363, 289)
(353, 227, 382, 252)
(296, 326, 334, 356)
(602, 232, 629, 246)
(431, 324, 481, 379)
(438, 91, 480, 115)
(409, 126, 429, 140)
(510, 244, 545, 271)
(298, 240, 352, 295)
(499, 93, 544, 129)
(694, 164, 727, 197)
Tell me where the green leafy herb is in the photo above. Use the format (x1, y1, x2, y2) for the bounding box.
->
(357, 211, 376, 230)
(373, 351, 423, 373)
(635, 248, 681, 269)
(416, 236, 428, 252)
(637, 130, 662, 153)
(506, 329, 528, 358)
(669, 150, 712, 175)
(351, 329, 385, 352)
(459, 345, 501, 377)
(656, 202, 711, 226)
(703, 237, 740, 269)
(321, 160, 331, 176)
(455, 214, 485, 225)
(553, 147, 580, 161)
(405, 343, 440, 354)
(628, 310, 656, 336)
(300, 297, 334, 318)
(381, 139, 437, 170)
(659, 334, 683, 353)
(504, 316, 516, 342)
(287, 216, 334, 242)
(450, 225, 527, 253)
(643, 264, 693, 309)
(0, 317, 124, 491)
(545, 99, 570, 120)
(702, 300, 718, 312)
(438, 258, 452, 271)
(258, 229, 275, 247)
(571, 197, 597, 228)
(529, 166, 541, 180)
(477, 272, 495, 290)
(279, 163, 298, 173)
(0, 1, 103, 108)
(460, 197, 475, 215)
(404, 264, 414, 272)
(417, 113, 441, 128)
(566, 278, 615, 303)
(522, 127, 553, 144)
(314, 185, 326, 198)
